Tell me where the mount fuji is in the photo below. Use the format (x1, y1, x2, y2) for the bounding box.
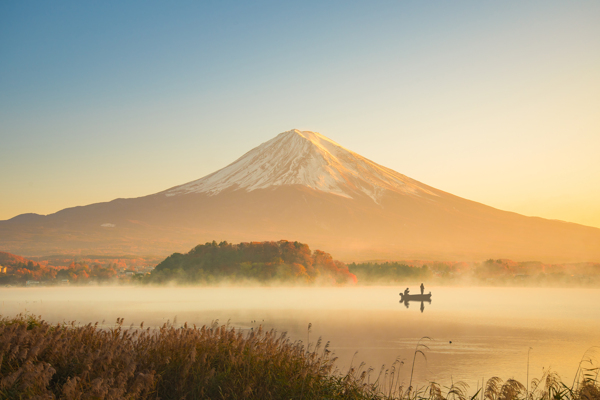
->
(163, 130, 435, 202)
(2, 129, 599, 261)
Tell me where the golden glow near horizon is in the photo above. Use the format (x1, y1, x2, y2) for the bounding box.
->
(0, 2, 598, 229)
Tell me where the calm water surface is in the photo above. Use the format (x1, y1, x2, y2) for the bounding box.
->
(2, 286, 599, 392)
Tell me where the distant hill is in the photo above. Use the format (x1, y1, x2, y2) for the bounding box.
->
(2, 129, 600, 262)
(146, 240, 356, 284)
(0, 251, 40, 270)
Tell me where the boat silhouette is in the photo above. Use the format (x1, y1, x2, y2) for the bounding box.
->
(399, 292, 432, 302)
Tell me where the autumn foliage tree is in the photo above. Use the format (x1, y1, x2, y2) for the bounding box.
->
(146, 240, 357, 285)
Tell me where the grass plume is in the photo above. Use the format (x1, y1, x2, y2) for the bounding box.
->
(1, 314, 598, 400)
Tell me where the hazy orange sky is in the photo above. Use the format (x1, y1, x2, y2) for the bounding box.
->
(1, 1, 599, 228)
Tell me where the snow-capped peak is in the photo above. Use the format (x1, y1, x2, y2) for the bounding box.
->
(164, 129, 436, 202)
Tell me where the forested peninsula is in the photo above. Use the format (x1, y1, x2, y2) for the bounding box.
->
(145, 240, 357, 285)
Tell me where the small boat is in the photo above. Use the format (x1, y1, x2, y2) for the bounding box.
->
(399, 292, 432, 302)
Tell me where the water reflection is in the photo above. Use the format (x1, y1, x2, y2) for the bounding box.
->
(1, 286, 599, 389)
(399, 286, 432, 312)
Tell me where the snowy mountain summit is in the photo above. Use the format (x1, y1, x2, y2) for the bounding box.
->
(5, 129, 600, 261)
(165, 129, 435, 202)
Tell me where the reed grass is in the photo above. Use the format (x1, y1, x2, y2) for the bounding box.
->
(0, 314, 598, 400)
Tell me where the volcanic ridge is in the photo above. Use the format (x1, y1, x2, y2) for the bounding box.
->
(1, 129, 599, 262)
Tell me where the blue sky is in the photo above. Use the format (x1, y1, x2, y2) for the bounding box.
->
(1, 1, 599, 227)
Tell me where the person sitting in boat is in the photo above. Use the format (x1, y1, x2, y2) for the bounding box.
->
(420, 283, 424, 295)
(404, 287, 410, 296)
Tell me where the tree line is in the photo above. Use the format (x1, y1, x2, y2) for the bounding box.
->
(145, 240, 357, 285)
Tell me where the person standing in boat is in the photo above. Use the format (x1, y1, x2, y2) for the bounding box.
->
(420, 283, 424, 295)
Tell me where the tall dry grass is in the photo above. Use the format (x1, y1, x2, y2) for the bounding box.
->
(1, 314, 598, 400)
(0, 314, 377, 399)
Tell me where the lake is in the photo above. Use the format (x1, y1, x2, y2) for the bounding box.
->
(2, 286, 599, 394)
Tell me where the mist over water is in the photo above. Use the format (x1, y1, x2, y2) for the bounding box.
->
(2, 286, 599, 392)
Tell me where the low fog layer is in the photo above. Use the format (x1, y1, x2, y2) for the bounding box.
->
(2, 286, 600, 390)
(3, 244, 600, 288)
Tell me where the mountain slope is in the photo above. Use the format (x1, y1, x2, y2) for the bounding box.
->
(164, 130, 436, 202)
(1, 129, 599, 262)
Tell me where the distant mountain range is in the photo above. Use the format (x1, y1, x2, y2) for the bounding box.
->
(1, 129, 599, 262)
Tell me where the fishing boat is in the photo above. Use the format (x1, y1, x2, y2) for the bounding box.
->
(399, 292, 432, 302)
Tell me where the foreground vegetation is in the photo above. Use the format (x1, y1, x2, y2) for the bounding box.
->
(1, 315, 599, 400)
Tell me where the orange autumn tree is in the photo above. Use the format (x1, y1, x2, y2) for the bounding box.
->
(147, 240, 356, 285)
